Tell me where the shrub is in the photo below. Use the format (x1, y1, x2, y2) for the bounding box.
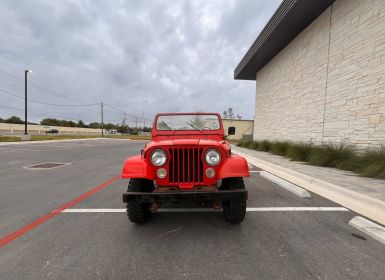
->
(238, 139, 385, 179)
(236, 140, 251, 147)
(308, 143, 356, 168)
(286, 143, 313, 162)
(248, 141, 259, 150)
(359, 146, 385, 178)
(270, 141, 290, 156)
(258, 140, 272, 152)
(334, 154, 362, 172)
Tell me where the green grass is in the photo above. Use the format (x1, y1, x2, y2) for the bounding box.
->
(0, 136, 20, 142)
(30, 135, 101, 141)
(308, 143, 356, 168)
(237, 140, 252, 148)
(270, 141, 290, 156)
(286, 143, 313, 161)
(248, 141, 259, 150)
(236, 139, 385, 179)
(0, 134, 148, 142)
(30, 134, 148, 141)
(358, 147, 385, 178)
(258, 140, 271, 152)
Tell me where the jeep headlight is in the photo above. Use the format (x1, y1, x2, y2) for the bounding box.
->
(205, 149, 221, 166)
(151, 149, 167, 166)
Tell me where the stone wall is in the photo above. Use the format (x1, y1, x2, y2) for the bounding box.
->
(254, 0, 385, 149)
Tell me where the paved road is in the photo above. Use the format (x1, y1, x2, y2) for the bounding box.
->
(0, 139, 384, 280)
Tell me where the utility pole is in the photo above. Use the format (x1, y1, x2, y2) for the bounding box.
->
(100, 102, 104, 137)
(122, 113, 127, 125)
(135, 117, 138, 128)
(121, 113, 127, 136)
(24, 69, 32, 135)
(142, 110, 145, 129)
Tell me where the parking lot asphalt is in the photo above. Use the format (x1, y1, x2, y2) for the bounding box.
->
(0, 139, 384, 280)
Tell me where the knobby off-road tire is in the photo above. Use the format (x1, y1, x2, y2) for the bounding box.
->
(126, 178, 154, 224)
(221, 177, 246, 224)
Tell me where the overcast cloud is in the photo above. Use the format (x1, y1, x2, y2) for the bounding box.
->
(0, 0, 281, 125)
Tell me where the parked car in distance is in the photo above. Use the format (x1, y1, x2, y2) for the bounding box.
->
(46, 129, 59, 134)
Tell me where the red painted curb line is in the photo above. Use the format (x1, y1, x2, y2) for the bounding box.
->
(0, 175, 120, 248)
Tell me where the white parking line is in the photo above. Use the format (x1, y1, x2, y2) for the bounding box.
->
(249, 170, 261, 173)
(246, 207, 348, 212)
(349, 216, 385, 245)
(23, 162, 72, 170)
(63, 209, 126, 212)
(62, 207, 348, 213)
(260, 171, 311, 198)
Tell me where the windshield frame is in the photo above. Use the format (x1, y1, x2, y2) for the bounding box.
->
(153, 113, 223, 133)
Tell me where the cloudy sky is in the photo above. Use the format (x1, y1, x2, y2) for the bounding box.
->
(0, 0, 281, 125)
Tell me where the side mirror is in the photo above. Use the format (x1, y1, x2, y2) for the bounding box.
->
(228, 126, 236, 135)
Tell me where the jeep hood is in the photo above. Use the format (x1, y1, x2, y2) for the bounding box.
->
(144, 139, 229, 151)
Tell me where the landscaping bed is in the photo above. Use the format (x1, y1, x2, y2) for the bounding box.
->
(237, 140, 385, 179)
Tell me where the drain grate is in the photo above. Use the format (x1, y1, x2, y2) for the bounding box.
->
(24, 162, 71, 169)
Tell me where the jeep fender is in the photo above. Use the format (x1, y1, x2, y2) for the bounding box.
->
(121, 156, 155, 179)
(218, 155, 249, 179)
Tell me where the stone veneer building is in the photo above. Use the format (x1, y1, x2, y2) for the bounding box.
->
(235, 0, 385, 149)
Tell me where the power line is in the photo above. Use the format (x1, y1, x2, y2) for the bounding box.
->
(0, 105, 61, 118)
(0, 84, 150, 122)
(104, 103, 152, 122)
(0, 88, 99, 107)
(0, 70, 80, 101)
(103, 103, 127, 114)
(0, 105, 98, 118)
(0, 69, 152, 124)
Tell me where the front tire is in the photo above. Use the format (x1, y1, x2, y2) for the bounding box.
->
(221, 177, 246, 224)
(126, 178, 154, 224)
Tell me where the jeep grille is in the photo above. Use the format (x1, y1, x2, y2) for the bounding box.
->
(168, 147, 204, 183)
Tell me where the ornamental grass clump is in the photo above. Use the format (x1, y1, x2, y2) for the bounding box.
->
(258, 140, 272, 152)
(308, 143, 356, 168)
(358, 146, 385, 179)
(237, 140, 251, 147)
(248, 141, 260, 150)
(285, 142, 313, 162)
(237, 138, 384, 179)
(270, 141, 290, 156)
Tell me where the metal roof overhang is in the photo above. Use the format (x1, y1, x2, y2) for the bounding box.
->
(234, 0, 335, 80)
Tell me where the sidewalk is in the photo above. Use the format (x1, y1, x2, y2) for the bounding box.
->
(232, 145, 385, 225)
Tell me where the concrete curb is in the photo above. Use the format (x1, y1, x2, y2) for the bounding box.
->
(349, 216, 385, 245)
(259, 171, 311, 198)
(232, 148, 385, 226)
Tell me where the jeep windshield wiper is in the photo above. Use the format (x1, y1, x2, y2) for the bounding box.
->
(186, 122, 202, 131)
(160, 121, 173, 131)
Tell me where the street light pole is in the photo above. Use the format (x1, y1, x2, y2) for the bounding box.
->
(100, 102, 104, 137)
(24, 69, 32, 135)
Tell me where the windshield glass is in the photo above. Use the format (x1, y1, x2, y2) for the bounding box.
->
(156, 114, 221, 131)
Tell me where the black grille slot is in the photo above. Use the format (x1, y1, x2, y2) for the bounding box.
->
(169, 147, 204, 183)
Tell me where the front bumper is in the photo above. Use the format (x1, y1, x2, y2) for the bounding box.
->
(123, 189, 248, 204)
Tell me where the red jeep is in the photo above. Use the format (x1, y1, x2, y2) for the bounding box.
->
(121, 113, 249, 224)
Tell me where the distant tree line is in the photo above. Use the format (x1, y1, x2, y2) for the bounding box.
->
(0, 115, 152, 135)
(0, 116, 25, 124)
